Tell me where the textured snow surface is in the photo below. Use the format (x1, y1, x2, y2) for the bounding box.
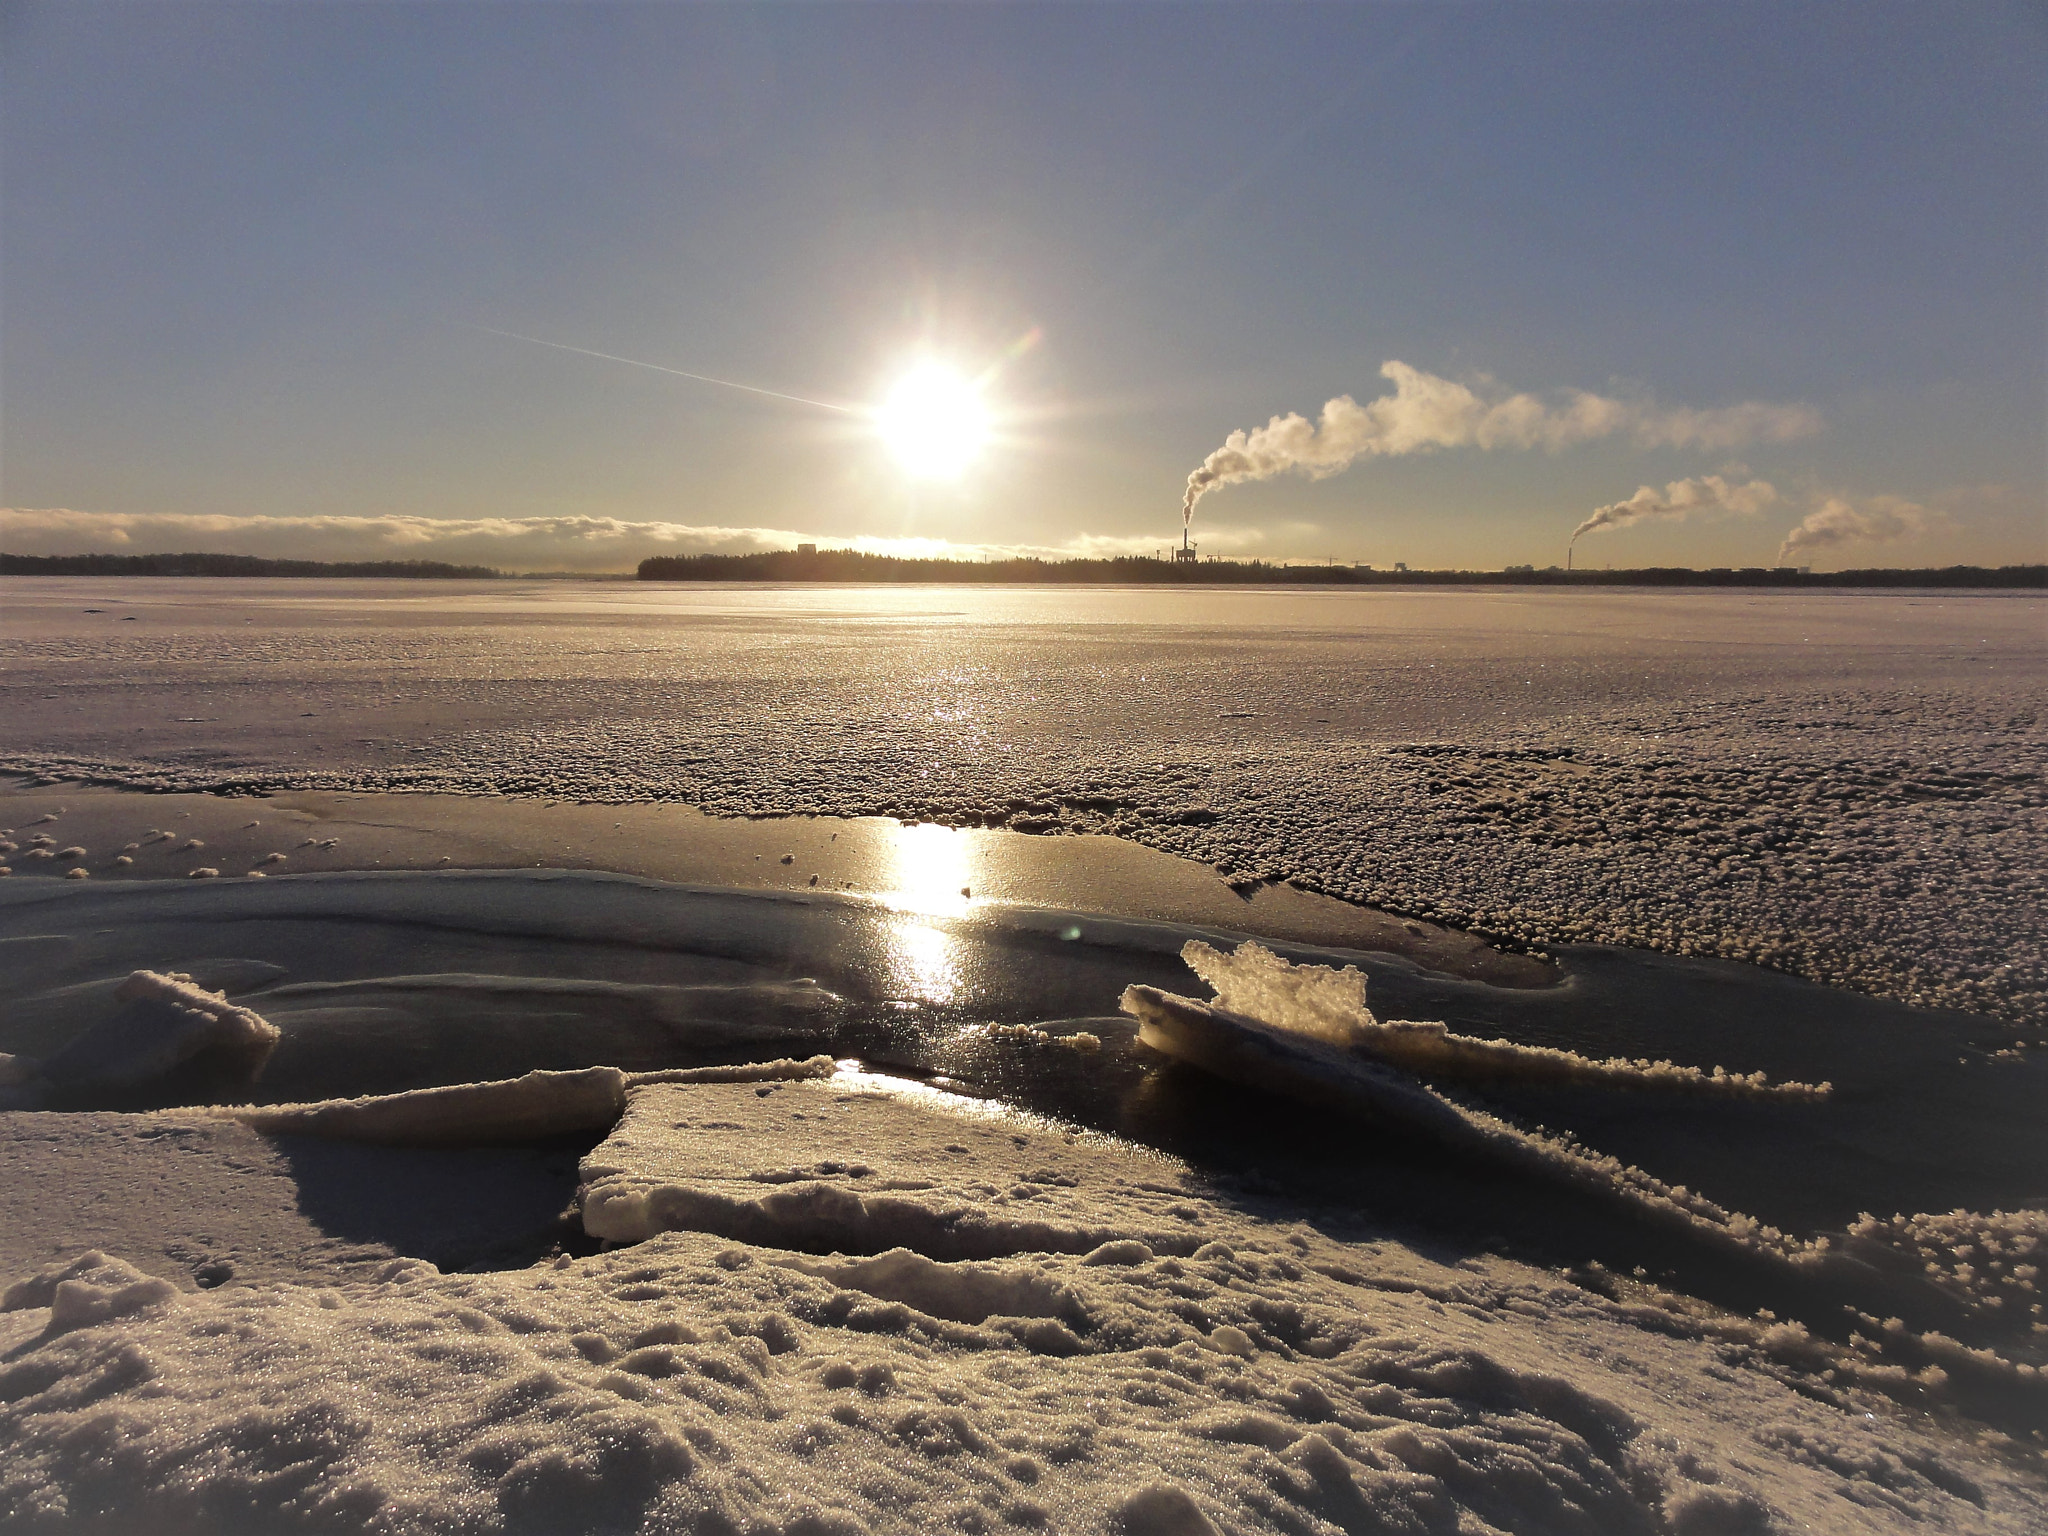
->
(4, 583, 2041, 1026)
(2, 1079, 2042, 1534)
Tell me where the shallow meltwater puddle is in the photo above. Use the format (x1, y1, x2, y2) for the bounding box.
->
(0, 779, 1558, 989)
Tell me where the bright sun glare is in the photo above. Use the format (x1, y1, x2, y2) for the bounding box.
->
(875, 363, 991, 480)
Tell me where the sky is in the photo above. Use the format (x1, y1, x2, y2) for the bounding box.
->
(3, 1, 2044, 572)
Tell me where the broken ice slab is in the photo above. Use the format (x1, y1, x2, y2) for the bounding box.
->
(32, 971, 281, 1101)
(578, 1076, 1216, 1259)
(251, 974, 843, 1098)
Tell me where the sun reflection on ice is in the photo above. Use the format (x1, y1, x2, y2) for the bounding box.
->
(879, 822, 975, 1003)
(884, 822, 974, 918)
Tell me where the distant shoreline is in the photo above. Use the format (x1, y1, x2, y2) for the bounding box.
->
(4, 550, 2043, 587)
(1, 553, 498, 579)
(638, 553, 2046, 588)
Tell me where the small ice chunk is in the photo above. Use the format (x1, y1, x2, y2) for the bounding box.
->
(38, 970, 282, 1092)
(187, 867, 220, 879)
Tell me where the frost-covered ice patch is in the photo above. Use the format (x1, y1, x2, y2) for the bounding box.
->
(10, 673, 2039, 1026)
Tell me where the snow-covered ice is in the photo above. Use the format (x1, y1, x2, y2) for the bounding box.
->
(3, 580, 2041, 1026)
(0, 579, 2043, 1529)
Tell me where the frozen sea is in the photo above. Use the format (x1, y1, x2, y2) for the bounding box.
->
(7, 577, 2043, 1022)
(1, 578, 2044, 1533)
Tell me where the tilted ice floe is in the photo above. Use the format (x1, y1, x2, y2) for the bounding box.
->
(1176, 940, 1829, 1099)
(1122, 943, 1838, 1266)
(219, 1058, 838, 1146)
(1, 969, 282, 1109)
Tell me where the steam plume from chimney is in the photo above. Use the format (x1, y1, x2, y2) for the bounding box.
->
(1776, 496, 1934, 564)
(1571, 476, 1780, 547)
(1180, 362, 1818, 525)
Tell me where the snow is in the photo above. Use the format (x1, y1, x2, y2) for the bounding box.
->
(1, 1073, 2040, 1532)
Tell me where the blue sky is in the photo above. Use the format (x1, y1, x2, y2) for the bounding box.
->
(4, 1, 2043, 570)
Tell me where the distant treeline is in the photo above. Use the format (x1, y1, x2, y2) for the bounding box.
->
(639, 550, 2048, 588)
(1, 552, 501, 579)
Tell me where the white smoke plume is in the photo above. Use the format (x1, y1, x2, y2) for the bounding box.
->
(1181, 361, 1820, 522)
(1571, 476, 1781, 546)
(1776, 495, 1935, 564)
(0, 509, 1255, 571)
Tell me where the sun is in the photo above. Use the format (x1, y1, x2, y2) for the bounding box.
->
(874, 362, 991, 480)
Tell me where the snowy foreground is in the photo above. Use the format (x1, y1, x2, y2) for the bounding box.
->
(4, 1065, 2041, 1535)
(2, 933, 2044, 1532)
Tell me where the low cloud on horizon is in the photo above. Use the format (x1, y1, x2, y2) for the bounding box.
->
(0, 508, 1284, 571)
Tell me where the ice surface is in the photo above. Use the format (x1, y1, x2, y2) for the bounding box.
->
(2, 1081, 2039, 1533)
(4, 581, 2039, 1025)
